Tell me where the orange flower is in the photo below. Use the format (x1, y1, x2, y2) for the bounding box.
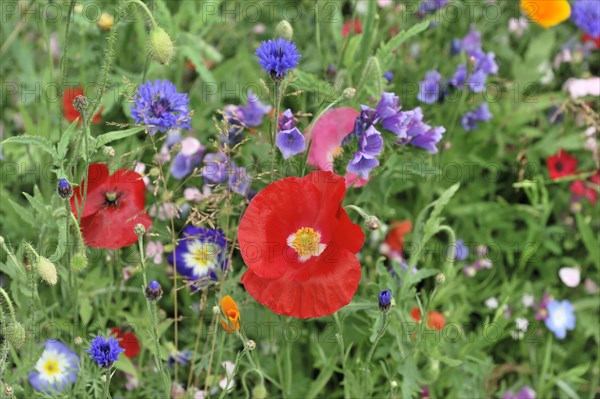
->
(220, 295, 240, 333)
(521, 0, 571, 28)
(410, 306, 446, 331)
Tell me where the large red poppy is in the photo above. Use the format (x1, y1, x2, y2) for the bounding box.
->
(110, 327, 140, 358)
(546, 149, 578, 180)
(239, 171, 365, 318)
(70, 163, 152, 249)
(63, 86, 102, 124)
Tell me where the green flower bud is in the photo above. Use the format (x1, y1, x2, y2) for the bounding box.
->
(275, 20, 293, 40)
(71, 252, 88, 272)
(38, 256, 58, 285)
(6, 321, 26, 349)
(252, 384, 268, 399)
(148, 27, 174, 65)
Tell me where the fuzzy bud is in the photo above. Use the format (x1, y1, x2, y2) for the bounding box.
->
(435, 273, 446, 284)
(252, 384, 268, 399)
(100, 374, 108, 383)
(364, 216, 380, 231)
(73, 95, 88, 115)
(103, 146, 115, 158)
(134, 223, 146, 237)
(71, 252, 88, 272)
(148, 27, 174, 65)
(246, 340, 256, 351)
(38, 256, 58, 285)
(343, 87, 356, 99)
(74, 336, 83, 345)
(3, 385, 13, 397)
(212, 305, 221, 315)
(6, 321, 26, 348)
(275, 20, 293, 40)
(97, 12, 114, 31)
(390, 380, 398, 389)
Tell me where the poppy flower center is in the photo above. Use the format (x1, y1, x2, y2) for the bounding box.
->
(227, 309, 238, 320)
(104, 190, 123, 206)
(555, 162, 563, 171)
(287, 227, 326, 262)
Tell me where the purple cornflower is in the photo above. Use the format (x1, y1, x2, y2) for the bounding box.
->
(417, 70, 443, 104)
(170, 137, 205, 179)
(168, 226, 228, 289)
(145, 280, 163, 301)
(255, 38, 301, 79)
(502, 386, 536, 399)
(461, 103, 493, 131)
(130, 80, 191, 135)
(571, 0, 600, 37)
(276, 109, 306, 159)
(378, 290, 392, 311)
(57, 178, 72, 199)
(202, 153, 229, 184)
(545, 300, 576, 339)
(86, 335, 124, 368)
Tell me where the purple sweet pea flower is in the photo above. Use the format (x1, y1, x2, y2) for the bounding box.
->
(461, 103, 493, 131)
(276, 127, 306, 159)
(170, 138, 205, 180)
(417, 70, 442, 104)
(502, 386, 536, 399)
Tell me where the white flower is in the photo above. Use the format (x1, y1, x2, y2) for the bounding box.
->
(484, 297, 498, 309)
(522, 294, 535, 308)
(563, 77, 600, 99)
(515, 317, 529, 332)
(559, 267, 581, 288)
(219, 361, 236, 392)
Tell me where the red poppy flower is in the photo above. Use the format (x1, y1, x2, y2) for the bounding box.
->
(410, 306, 446, 331)
(63, 86, 102, 124)
(110, 327, 140, 358)
(546, 149, 578, 180)
(582, 33, 600, 50)
(570, 171, 599, 204)
(384, 221, 413, 254)
(70, 163, 152, 249)
(239, 171, 365, 318)
(342, 18, 362, 37)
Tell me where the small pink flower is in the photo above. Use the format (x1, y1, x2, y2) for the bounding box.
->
(146, 241, 164, 264)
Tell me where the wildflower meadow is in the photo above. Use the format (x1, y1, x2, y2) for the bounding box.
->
(1, 0, 599, 398)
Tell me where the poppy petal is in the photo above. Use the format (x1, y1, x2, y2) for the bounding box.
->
(79, 209, 151, 249)
(70, 163, 110, 218)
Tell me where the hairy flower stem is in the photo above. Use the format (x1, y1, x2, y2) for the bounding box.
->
(186, 289, 208, 389)
(58, 0, 76, 135)
(364, 312, 390, 396)
(137, 235, 170, 396)
(103, 368, 113, 399)
(270, 81, 282, 182)
(333, 312, 350, 399)
(125, 0, 158, 28)
(438, 225, 457, 279)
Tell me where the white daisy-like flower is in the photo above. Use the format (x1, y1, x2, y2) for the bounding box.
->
(484, 297, 498, 309)
(29, 340, 79, 393)
(515, 317, 529, 332)
(522, 294, 535, 308)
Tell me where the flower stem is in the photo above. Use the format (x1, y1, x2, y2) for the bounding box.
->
(364, 312, 390, 396)
(58, 0, 76, 135)
(137, 235, 170, 396)
(438, 225, 456, 279)
(126, 0, 158, 28)
(270, 80, 282, 182)
(103, 368, 113, 399)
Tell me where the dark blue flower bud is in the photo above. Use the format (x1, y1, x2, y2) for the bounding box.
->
(378, 290, 392, 311)
(57, 178, 73, 199)
(145, 280, 163, 301)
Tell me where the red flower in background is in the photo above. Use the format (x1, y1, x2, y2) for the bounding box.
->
(410, 306, 446, 331)
(70, 163, 152, 249)
(342, 18, 362, 37)
(110, 327, 140, 358)
(63, 86, 102, 124)
(384, 221, 413, 255)
(239, 171, 365, 318)
(570, 171, 599, 204)
(547, 149, 578, 180)
(582, 33, 600, 50)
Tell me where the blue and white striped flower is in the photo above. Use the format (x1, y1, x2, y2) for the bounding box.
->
(168, 226, 228, 288)
(29, 340, 79, 393)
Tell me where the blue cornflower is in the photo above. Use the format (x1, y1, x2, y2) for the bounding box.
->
(545, 299, 576, 339)
(417, 70, 443, 104)
(131, 80, 191, 135)
(378, 290, 392, 311)
(29, 340, 80, 393)
(276, 109, 306, 159)
(168, 349, 192, 367)
(255, 38, 301, 79)
(57, 178, 72, 199)
(383, 71, 394, 83)
(571, 0, 600, 37)
(168, 226, 228, 289)
(170, 137, 205, 180)
(86, 335, 124, 368)
(461, 103, 493, 131)
(450, 239, 469, 261)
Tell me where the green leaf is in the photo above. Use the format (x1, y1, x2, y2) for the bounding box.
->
(421, 183, 461, 243)
(2, 135, 58, 159)
(114, 355, 139, 379)
(407, 268, 439, 286)
(7, 198, 37, 227)
(179, 44, 216, 84)
(57, 120, 79, 160)
(575, 212, 600, 270)
(79, 296, 93, 326)
(92, 126, 145, 149)
(376, 21, 430, 70)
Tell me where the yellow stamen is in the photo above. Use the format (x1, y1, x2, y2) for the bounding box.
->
(43, 359, 59, 376)
(288, 227, 322, 259)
